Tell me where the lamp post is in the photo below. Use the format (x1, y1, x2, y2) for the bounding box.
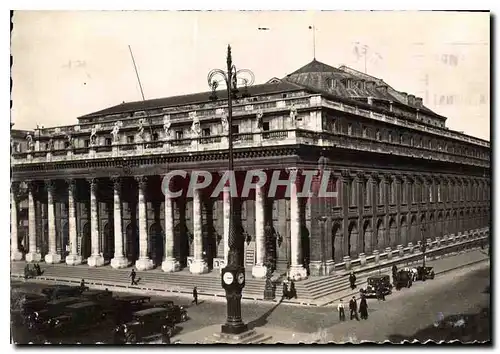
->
(207, 45, 255, 335)
(420, 225, 427, 280)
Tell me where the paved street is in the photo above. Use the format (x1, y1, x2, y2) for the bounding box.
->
(11, 259, 489, 344)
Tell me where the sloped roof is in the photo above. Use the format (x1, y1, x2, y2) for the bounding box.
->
(289, 59, 345, 75)
(79, 81, 306, 119)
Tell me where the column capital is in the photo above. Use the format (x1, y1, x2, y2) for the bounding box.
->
(44, 179, 55, 192)
(403, 174, 413, 183)
(26, 180, 38, 193)
(340, 169, 351, 180)
(370, 172, 379, 181)
(11, 181, 20, 193)
(355, 171, 365, 181)
(383, 173, 391, 183)
(135, 175, 147, 190)
(110, 176, 122, 191)
(65, 178, 76, 190)
(86, 178, 98, 193)
(394, 174, 403, 183)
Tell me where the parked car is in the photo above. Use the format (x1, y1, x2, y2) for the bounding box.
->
(110, 295, 152, 324)
(81, 289, 114, 303)
(415, 266, 435, 281)
(360, 274, 392, 298)
(394, 270, 413, 290)
(48, 301, 110, 336)
(11, 292, 48, 326)
(41, 285, 88, 299)
(113, 307, 176, 344)
(154, 301, 188, 323)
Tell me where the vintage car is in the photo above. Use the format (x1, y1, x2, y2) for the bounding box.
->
(360, 274, 392, 298)
(394, 270, 413, 290)
(41, 285, 88, 299)
(154, 300, 188, 323)
(415, 266, 435, 281)
(81, 289, 114, 303)
(109, 295, 152, 324)
(113, 307, 176, 344)
(11, 292, 48, 326)
(48, 301, 110, 335)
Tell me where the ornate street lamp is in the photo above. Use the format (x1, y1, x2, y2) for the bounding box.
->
(207, 45, 255, 335)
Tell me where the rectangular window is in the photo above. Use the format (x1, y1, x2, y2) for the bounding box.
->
(262, 122, 270, 131)
(378, 181, 384, 205)
(402, 181, 407, 204)
(350, 181, 356, 206)
(231, 125, 239, 134)
(127, 135, 135, 144)
(175, 131, 183, 140)
(84, 140, 90, 147)
(202, 128, 211, 137)
(390, 181, 396, 205)
(105, 138, 112, 146)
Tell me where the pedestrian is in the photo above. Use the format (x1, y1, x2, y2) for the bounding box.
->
(192, 286, 198, 305)
(337, 299, 346, 321)
(289, 280, 297, 299)
(161, 328, 171, 344)
(80, 278, 86, 290)
(359, 295, 368, 320)
(349, 271, 356, 290)
(24, 264, 30, 280)
(377, 285, 386, 301)
(349, 296, 359, 321)
(392, 264, 398, 277)
(282, 282, 289, 300)
(130, 269, 137, 285)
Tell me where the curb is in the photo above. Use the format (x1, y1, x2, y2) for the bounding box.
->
(320, 257, 490, 307)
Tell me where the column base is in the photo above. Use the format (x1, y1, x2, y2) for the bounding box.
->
(44, 253, 61, 264)
(66, 254, 82, 266)
(25, 252, 41, 263)
(289, 265, 308, 281)
(88, 254, 105, 267)
(135, 257, 154, 271)
(189, 259, 209, 274)
(111, 256, 129, 269)
(11, 250, 23, 261)
(251, 264, 267, 279)
(162, 258, 181, 272)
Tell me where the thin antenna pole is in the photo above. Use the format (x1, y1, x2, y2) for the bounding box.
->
(313, 25, 316, 59)
(364, 52, 367, 74)
(128, 45, 146, 101)
(128, 45, 153, 140)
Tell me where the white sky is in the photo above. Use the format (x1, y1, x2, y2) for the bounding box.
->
(11, 11, 490, 140)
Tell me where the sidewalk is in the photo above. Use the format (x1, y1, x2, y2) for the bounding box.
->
(318, 248, 489, 307)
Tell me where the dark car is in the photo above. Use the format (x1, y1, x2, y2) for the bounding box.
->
(110, 295, 152, 324)
(360, 274, 392, 298)
(394, 270, 413, 290)
(11, 292, 48, 326)
(154, 301, 188, 323)
(48, 301, 110, 335)
(41, 285, 88, 299)
(81, 289, 114, 303)
(415, 266, 435, 281)
(113, 307, 176, 344)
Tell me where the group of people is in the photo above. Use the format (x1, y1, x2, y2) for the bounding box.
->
(23, 263, 42, 279)
(282, 280, 297, 300)
(337, 295, 369, 321)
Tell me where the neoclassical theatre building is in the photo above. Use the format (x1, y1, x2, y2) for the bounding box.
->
(11, 60, 491, 278)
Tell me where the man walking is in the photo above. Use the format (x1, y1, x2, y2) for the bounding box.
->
(349, 272, 357, 290)
(129, 268, 137, 285)
(289, 280, 297, 299)
(337, 299, 346, 322)
(192, 286, 198, 305)
(349, 296, 359, 321)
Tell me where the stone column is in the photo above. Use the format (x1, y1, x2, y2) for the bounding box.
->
(189, 187, 208, 274)
(135, 176, 154, 271)
(44, 180, 61, 264)
(162, 177, 180, 272)
(110, 177, 128, 269)
(289, 170, 307, 280)
(25, 182, 41, 262)
(66, 179, 82, 265)
(252, 183, 267, 278)
(222, 185, 230, 265)
(87, 178, 104, 267)
(10, 183, 23, 261)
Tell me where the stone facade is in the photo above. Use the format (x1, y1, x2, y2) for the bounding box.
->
(10, 61, 490, 278)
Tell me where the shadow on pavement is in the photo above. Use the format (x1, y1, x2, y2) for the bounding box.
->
(387, 306, 491, 344)
(247, 299, 282, 330)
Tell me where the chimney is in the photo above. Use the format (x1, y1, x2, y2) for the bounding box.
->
(400, 92, 408, 104)
(408, 94, 416, 106)
(366, 81, 376, 90)
(415, 97, 423, 107)
(377, 84, 388, 95)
